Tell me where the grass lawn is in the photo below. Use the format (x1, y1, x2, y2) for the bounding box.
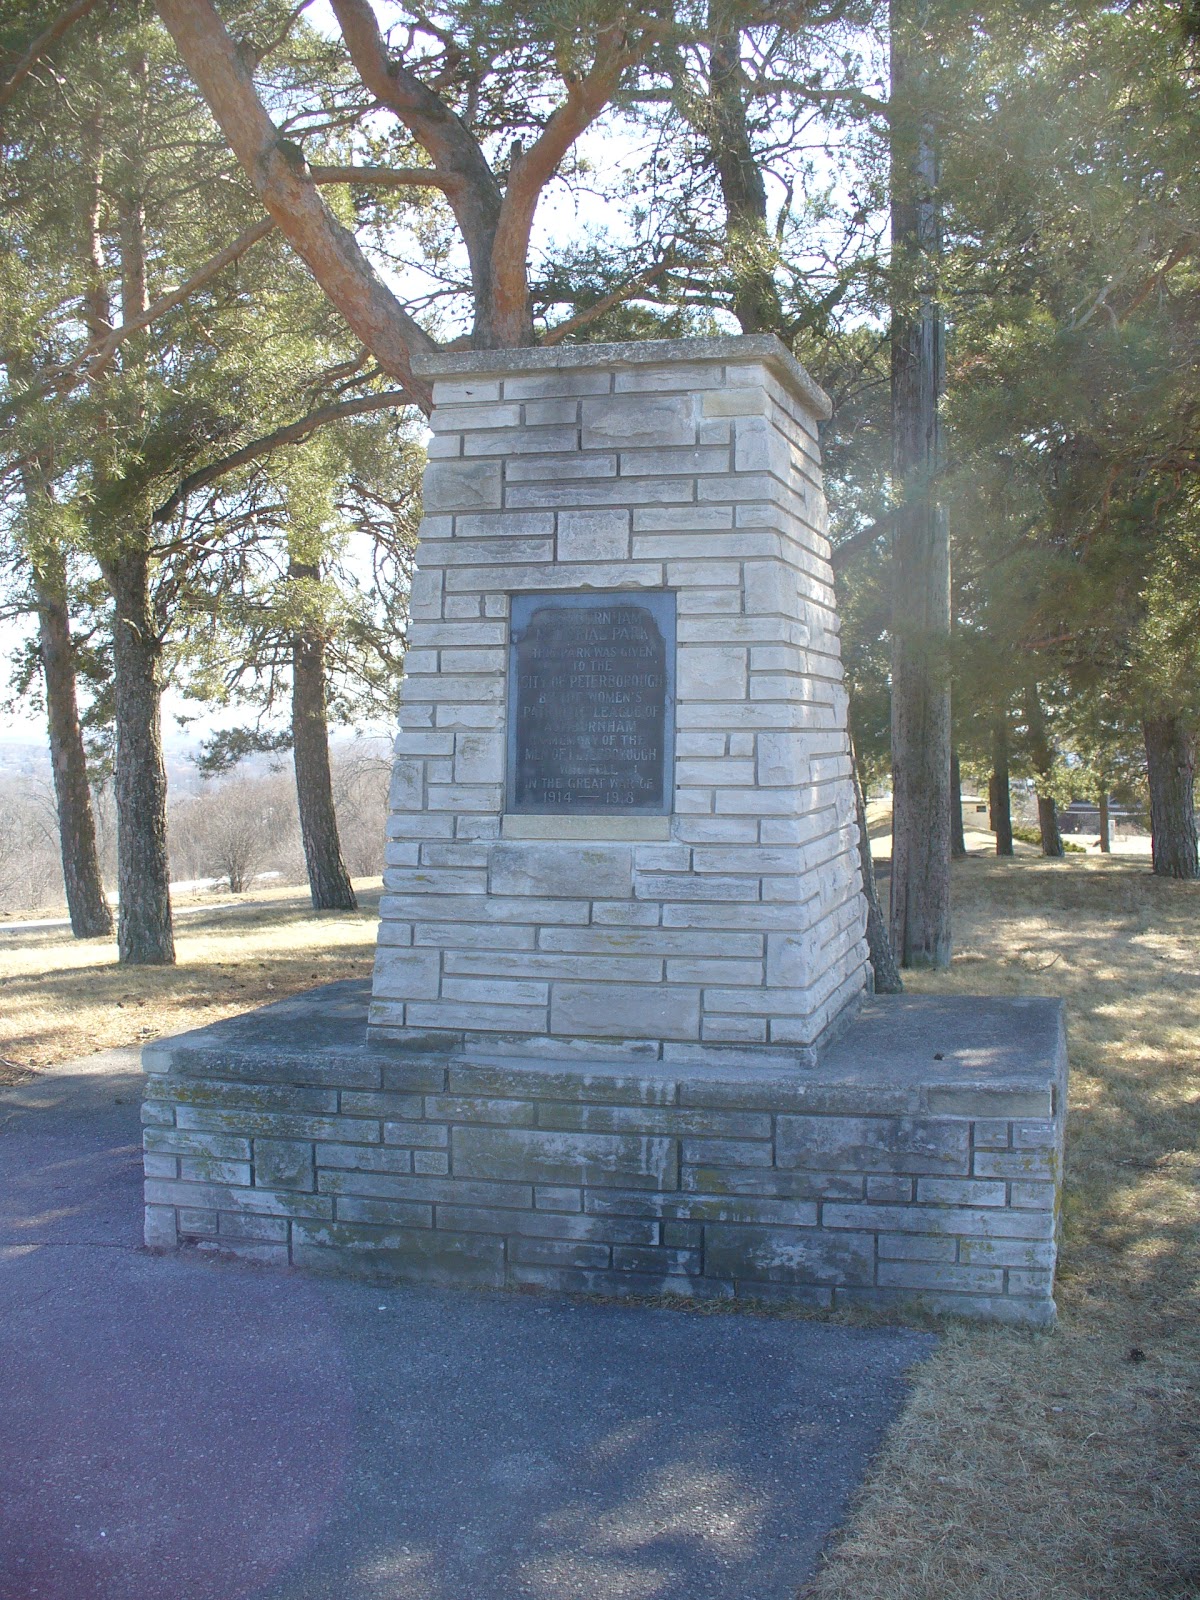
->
(808, 853, 1199, 1600)
(1, 856, 1196, 1597)
(0, 879, 381, 1081)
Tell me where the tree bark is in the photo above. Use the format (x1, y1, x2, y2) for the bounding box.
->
(950, 749, 966, 859)
(706, 12, 785, 335)
(1143, 715, 1198, 879)
(1098, 792, 1111, 853)
(1024, 682, 1063, 857)
(33, 550, 113, 939)
(155, 0, 435, 404)
(291, 568, 357, 911)
(853, 751, 903, 993)
(110, 550, 175, 964)
(989, 715, 1013, 856)
(159, 0, 637, 362)
(888, 0, 951, 968)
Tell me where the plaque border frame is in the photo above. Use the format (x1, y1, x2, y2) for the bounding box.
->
(504, 588, 677, 817)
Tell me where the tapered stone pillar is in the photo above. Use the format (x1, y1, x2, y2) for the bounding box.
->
(369, 335, 870, 1064)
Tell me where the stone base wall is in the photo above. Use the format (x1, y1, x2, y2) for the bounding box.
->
(143, 986, 1067, 1328)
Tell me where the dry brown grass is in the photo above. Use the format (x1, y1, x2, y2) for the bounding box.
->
(0, 880, 381, 1082)
(805, 854, 1200, 1600)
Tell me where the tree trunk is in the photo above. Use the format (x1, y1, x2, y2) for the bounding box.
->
(1024, 683, 1063, 857)
(950, 750, 966, 859)
(887, 0, 951, 968)
(291, 578, 357, 911)
(989, 716, 1014, 856)
(706, 12, 785, 335)
(853, 751, 903, 994)
(1098, 792, 1111, 853)
(1143, 715, 1198, 879)
(110, 550, 175, 964)
(17, 446, 112, 941)
(34, 550, 112, 939)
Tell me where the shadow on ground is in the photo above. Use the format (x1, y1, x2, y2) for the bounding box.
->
(0, 1053, 933, 1600)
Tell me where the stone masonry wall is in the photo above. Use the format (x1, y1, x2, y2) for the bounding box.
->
(370, 336, 870, 1062)
(142, 988, 1067, 1328)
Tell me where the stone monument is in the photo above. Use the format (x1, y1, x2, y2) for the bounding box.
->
(142, 335, 1067, 1327)
(369, 335, 870, 1061)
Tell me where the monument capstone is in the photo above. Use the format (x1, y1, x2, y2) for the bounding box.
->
(142, 335, 1067, 1326)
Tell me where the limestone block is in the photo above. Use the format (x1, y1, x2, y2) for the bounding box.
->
(413, 922, 535, 949)
(454, 512, 555, 539)
(702, 388, 768, 418)
(503, 371, 612, 399)
(733, 416, 790, 477)
(442, 977, 550, 1007)
(619, 445, 729, 477)
(405, 1000, 548, 1032)
(435, 378, 501, 405)
(557, 510, 631, 562)
(389, 760, 424, 811)
(452, 1125, 677, 1189)
(422, 459, 503, 513)
(445, 950, 664, 983)
(614, 363, 724, 391)
(426, 782, 503, 812)
(704, 1225, 875, 1286)
(877, 1260, 1004, 1294)
(822, 1202, 1055, 1240)
(504, 477, 694, 511)
(488, 842, 634, 899)
(253, 1138, 314, 1191)
(418, 536, 554, 568)
(581, 394, 696, 450)
(676, 645, 747, 701)
(523, 399, 581, 425)
(408, 568, 443, 620)
(427, 437, 462, 461)
(776, 1115, 971, 1176)
(430, 401, 521, 432)
(507, 453, 616, 482)
(550, 982, 701, 1040)
(454, 730, 504, 785)
(469, 425, 578, 456)
(372, 948, 441, 1002)
(291, 1222, 506, 1288)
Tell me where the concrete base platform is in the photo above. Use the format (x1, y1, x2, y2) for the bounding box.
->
(143, 983, 1067, 1326)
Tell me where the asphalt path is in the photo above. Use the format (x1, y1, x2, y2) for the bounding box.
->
(0, 1050, 933, 1600)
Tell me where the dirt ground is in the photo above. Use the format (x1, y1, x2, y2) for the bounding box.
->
(2, 856, 1196, 1598)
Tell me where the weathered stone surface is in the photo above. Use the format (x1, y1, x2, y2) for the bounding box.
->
(776, 1115, 971, 1176)
(550, 982, 701, 1041)
(453, 1125, 677, 1190)
(143, 981, 1065, 1326)
(487, 842, 634, 899)
(705, 1226, 876, 1286)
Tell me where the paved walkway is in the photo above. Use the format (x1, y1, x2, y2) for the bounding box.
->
(0, 1051, 933, 1600)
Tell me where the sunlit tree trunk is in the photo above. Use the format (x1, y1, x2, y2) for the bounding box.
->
(1143, 715, 1198, 879)
(1024, 683, 1063, 857)
(110, 548, 175, 963)
(290, 560, 357, 912)
(33, 547, 113, 939)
